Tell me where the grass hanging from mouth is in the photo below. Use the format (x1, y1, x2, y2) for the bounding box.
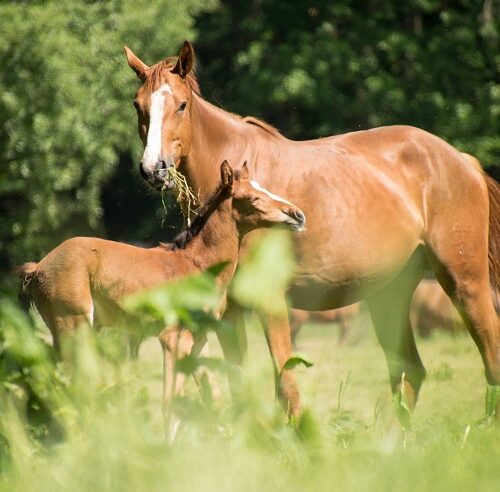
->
(160, 167, 200, 227)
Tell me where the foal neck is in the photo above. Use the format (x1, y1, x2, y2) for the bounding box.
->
(169, 196, 240, 282)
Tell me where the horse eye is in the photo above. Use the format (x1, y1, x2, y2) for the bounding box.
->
(133, 101, 140, 110)
(177, 101, 187, 112)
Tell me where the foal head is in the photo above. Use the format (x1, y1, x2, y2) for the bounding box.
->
(125, 41, 197, 190)
(170, 161, 305, 249)
(228, 162, 306, 232)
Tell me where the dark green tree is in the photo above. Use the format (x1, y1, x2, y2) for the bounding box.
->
(195, 0, 499, 163)
(0, 0, 215, 273)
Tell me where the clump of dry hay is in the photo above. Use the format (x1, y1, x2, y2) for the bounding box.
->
(161, 167, 200, 226)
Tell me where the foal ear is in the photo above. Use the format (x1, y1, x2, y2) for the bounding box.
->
(124, 46, 149, 81)
(240, 161, 250, 180)
(220, 160, 234, 189)
(172, 40, 195, 79)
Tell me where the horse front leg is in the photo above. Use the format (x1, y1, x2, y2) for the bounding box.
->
(260, 298, 301, 420)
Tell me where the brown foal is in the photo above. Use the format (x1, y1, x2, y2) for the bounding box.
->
(19, 161, 305, 423)
(125, 41, 500, 420)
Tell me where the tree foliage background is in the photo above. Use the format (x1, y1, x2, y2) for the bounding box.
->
(0, 0, 498, 290)
(0, 0, 214, 279)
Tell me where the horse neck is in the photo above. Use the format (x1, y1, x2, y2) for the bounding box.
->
(183, 95, 258, 200)
(180, 201, 240, 284)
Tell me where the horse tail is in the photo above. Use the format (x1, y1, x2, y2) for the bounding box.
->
(486, 175, 500, 294)
(16, 262, 38, 313)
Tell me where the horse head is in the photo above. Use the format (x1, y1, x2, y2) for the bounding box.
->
(125, 41, 197, 190)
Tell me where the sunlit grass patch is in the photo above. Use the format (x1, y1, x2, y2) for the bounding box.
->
(1, 301, 499, 492)
(1, 233, 499, 492)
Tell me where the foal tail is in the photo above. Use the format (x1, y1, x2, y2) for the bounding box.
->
(486, 175, 500, 294)
(16, 262, 38, 312)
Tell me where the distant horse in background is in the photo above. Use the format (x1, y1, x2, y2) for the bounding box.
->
(410, 278, 500, 339)
(290, 280, 477, 345)
(410, 279, 465, 337)
(289, 304, 361, 347)
(125, 41, 500, 420)
(18, 161, 305, 429)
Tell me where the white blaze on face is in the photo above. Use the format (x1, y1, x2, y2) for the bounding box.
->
(249, 180, 294, 207)
(142, 83, 173, 168)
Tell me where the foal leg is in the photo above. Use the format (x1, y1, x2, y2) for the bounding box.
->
(191, 336, 222, 404)
(51, 313, 91, 360)
(159, 327, 194, 439)
(31, 280, 94, 359)
(261, 298, 301, 419)
(127, 332, 142, 359)
(367, 255, 427, 416)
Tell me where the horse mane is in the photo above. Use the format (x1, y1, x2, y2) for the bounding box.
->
(242, 116, 282, 137)
(145, 57, 201, 95)
(161, 178, 233, 251)
(146, 57, 282, 138)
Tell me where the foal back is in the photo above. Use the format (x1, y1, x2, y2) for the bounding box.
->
(19, 236, 183, 348)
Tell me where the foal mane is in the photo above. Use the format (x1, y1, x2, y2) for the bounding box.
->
(162, 178, 233, 251)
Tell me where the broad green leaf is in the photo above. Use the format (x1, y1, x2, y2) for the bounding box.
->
(282, 355, 314, 371)
(231, 231, 295, 314)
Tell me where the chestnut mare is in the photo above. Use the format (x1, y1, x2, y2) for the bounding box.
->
(19, 161, 305, 421)
(125, 41, 500, 419)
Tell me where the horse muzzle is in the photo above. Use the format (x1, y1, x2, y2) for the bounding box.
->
(139, 159, 175, 191)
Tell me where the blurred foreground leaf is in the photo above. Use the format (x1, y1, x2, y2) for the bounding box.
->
(231, 231, 295, 314)
(393, 373, 412, 431)
(123, 265, 222, 332)
(0, 300, 49, 367)
(282, 355, 314, 371)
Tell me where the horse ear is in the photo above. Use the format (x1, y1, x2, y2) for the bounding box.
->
(124, 46, 149, 81)
(172, 40, 195, 79)
(220, 160, 234, 190)
(240, 161, 250, 179)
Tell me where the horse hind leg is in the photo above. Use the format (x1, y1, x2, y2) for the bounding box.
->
(29, 275, 94, 358)
(34, 299, 90, 357)
(424, 197, 500, 419)
(367, 249, 427, 417)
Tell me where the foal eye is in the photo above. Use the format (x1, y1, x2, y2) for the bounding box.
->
(177, 101, 187, 112)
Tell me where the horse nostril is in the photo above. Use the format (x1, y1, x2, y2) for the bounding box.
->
(157, 160, 167, 171)
(293, 210, 305, 224)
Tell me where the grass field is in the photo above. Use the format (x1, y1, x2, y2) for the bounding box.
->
(1, 297, 499, 492)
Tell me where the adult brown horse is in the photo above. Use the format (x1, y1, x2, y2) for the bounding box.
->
(124, 41, 500, 420)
